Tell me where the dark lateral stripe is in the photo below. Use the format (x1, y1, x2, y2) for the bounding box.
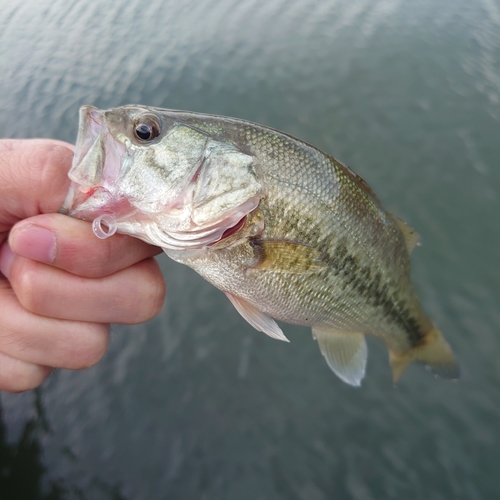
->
(325, 242, 426, 347)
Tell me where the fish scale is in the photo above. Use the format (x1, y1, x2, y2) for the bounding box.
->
(62, 105, 459, 386)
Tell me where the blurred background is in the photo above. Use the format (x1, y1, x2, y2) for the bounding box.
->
(1, 0, 500, 498)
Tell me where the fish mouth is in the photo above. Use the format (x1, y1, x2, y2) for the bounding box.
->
(60, 106, 131, 221)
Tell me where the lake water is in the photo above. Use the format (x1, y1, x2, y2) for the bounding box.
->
(1, 0, 500, 498)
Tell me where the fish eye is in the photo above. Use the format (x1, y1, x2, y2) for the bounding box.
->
(133, 115, 161, 142)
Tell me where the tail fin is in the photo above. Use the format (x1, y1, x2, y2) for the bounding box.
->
(389, 325, 459, 383)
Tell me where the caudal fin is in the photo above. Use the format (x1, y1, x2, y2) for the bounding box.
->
(389, 325, 459, 383)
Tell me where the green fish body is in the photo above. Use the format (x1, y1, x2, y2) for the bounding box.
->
(62, 105, 458, 386)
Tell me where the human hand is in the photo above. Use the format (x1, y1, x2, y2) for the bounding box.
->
(0, 139, 166, 392)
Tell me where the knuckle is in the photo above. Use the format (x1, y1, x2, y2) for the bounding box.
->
(150, 276, 167, 316)
(38, 143, 73, 185)
(14, 366, 52, 392)
(132, 261, 166, 323)
(35, 143, 74, 213)
(64, 324, 109, 370)
(0, 358, 51, 393)
(14, 261, 42, 313)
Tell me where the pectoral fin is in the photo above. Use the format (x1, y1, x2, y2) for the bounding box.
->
(225, 293, 289, 342)
(251, 240, 326, 274)
(312, 327, 367, 386)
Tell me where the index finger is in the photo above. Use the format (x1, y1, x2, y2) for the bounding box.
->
(9, 213, 162, 278)
(0, 139, 74, 222)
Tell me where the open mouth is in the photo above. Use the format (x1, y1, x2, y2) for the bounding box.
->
(60, 106, 128, 219)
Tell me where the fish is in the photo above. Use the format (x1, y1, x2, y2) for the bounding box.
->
(61, 105, 459, 386)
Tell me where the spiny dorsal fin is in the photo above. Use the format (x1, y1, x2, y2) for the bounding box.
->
(312, 327, 367, 386)
(225, 292, 289, 342)
(250, 239, 326, 274)
(392, 215, 420, 253)
(389, 325, 459, 383)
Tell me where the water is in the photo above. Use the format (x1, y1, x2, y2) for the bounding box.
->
(1, 0, 500, 498)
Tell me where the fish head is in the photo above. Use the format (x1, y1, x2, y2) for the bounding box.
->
(62, 105, 264, 249)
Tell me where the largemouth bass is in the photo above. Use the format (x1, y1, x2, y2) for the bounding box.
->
(61, 105, 459, 386)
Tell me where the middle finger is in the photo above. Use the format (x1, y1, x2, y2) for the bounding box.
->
(5, 250, 166, 324)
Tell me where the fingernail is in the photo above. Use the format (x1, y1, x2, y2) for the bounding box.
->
(0, 243, 15, 279)
(10, 224, 57, 264)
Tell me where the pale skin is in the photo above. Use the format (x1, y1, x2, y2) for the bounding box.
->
(0, 139, 166, 392)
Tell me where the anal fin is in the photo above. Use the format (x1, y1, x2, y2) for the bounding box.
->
(225, 293, 289, 342)
(312, 327, 367, 386)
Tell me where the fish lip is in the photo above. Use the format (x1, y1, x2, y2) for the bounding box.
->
(61, 106, 105, 215)
(61, 106, 128, 217)
(71, 106, 104, 180)
(60, 186, 113, 220)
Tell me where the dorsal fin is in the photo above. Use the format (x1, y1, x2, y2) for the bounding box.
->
(312, 327, 367, 386)
(392, 215, 420, 253)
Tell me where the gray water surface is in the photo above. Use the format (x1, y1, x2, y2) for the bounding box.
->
(1, 0, 500, 498)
